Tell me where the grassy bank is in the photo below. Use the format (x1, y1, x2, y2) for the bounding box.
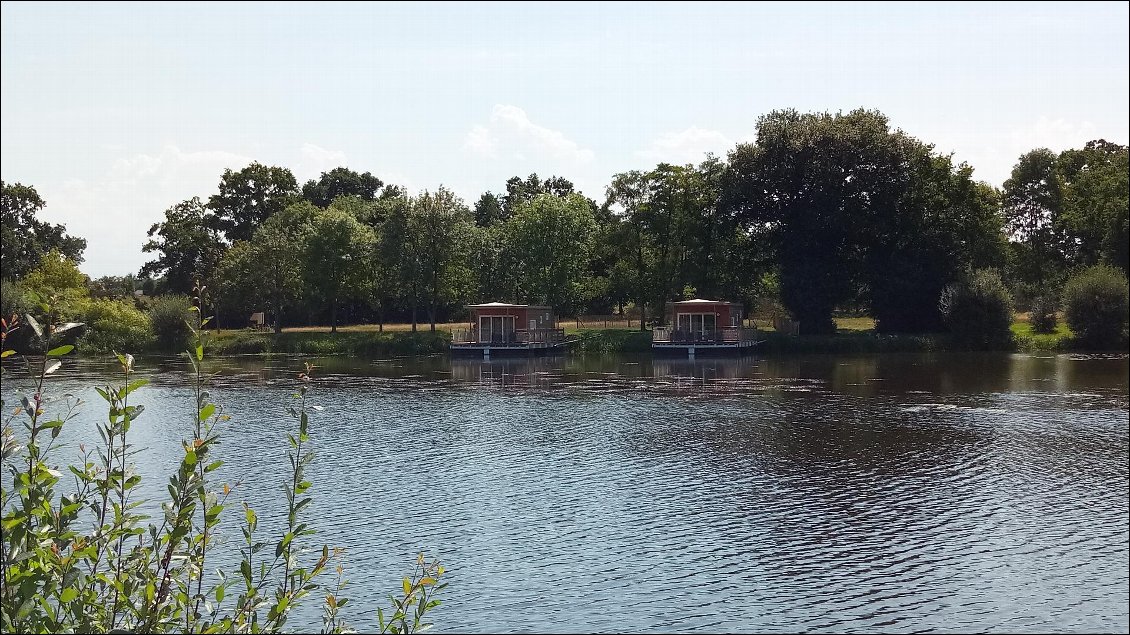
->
(1010, 321, 1075, 352)
(565, 316, 1092, 355)
(208, 328, 450, 356)
(566, 327, 652, 353)
(58, 316, 1101, 359)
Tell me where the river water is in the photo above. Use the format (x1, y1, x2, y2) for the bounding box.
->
(3, 352, 1128, 633)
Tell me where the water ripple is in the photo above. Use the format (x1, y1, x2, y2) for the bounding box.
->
(1, 351, 1126, 633)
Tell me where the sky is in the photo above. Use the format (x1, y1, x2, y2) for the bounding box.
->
(2, 1, 1128, 277)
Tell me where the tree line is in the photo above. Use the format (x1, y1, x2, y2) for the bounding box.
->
(3, 108, 1127, 335)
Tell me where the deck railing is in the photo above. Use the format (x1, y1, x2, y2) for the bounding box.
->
(451, 327, 566, 345)
(652, 326, 759, 344)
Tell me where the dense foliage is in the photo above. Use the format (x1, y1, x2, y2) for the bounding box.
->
(1028, 294, 1059, 334)
(1, 182, 87, 281)
(3, 110, 1127, 342)
(149, 294, 194, 351)
(939, 269, 1015, 349)
(1062, 265, 1130, 349)
(72, 297, 154, 353)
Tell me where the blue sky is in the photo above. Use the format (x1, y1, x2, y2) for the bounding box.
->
(2, 1, 1127, 277)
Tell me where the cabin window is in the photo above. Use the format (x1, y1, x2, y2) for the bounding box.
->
(677, 313, 717, 334)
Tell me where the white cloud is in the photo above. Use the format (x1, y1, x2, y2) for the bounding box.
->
(40, 146, 251, 276)
(635, 126, 736, 165)
(1009, 116, 1098, 153)
(37, 144, 366, 276)
(929, 117, 1104, 187)
(463, 125, 499, 159)
(295, 143, 349, 182)
(464, 104, 594, 164)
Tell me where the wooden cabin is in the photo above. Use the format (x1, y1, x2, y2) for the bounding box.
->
(652, 299, 761, 357)
(450, 302, 567, 357)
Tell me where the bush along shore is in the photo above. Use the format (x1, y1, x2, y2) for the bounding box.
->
(568, 323, 1117, 355)
(1, 322, 1120, 360)
(207, 329, 451, 357)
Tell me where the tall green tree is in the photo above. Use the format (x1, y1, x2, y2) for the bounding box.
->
(207, 162, 298, 242)
(140, 197, 225, 295)
(604, 159, 751, 326)
(214, 202, 315, 333)
(302, 207, 375, 333)
(413, 188, 473, 331)
(1, 181, 87, 280)
(302, 167, 384, 208)
(23, 248, 88, 295)
(865, 149, 1006, 332)
(605, 171, 654, 329)
(90, 274, 139, 299)
(1058, 140, 1129, 272)
(1002, 148, 1069, 293)
(726, 109, 912, 334)
(468, 223, 516, 303)
(506, 193, 597, 314)
(379, 195, 425, 331)
(473, 192, 505, 227)
(501, 173, 576, 217)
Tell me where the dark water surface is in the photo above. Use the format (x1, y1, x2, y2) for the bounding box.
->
(3, 352, 1128, 633)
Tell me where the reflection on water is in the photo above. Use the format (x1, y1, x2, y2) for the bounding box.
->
(2, 351, 1128, 633)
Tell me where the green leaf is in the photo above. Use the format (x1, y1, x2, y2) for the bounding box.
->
(1, 350, 14, 358)
(196, 342, 204, 361)
(2, 515, 26, 531)
(59, 588, 78, 603)
(124, 378, 149, 395)
(46, 344, 74, 357)
(199, 404, 216, 422)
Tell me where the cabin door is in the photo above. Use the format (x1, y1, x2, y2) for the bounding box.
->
(479, 315, 515, 343)
(677, 313, 716, 334)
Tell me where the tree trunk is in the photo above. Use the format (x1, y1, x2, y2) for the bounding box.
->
(637, 287, 648, 331)
(330, 297, 338, 334)
(430, 293, 437, 332)
(411, 292, 418, 332)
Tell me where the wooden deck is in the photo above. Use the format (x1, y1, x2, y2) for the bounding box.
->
(651, 327, 763, 357)
(450, 328, 568, 357)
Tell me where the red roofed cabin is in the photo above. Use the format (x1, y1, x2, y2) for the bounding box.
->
(451, 302, 566, 356)
(652, 299, 761, 356)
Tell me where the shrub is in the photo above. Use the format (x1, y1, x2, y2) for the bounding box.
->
(1063, 265, 1130, 349)
(1029, 294, 1058, 334)
(149, 294, 194, 351)
(939, 269, 1014, 349)
(0, 279, 35, 352)
(73, 297, 154, 353)
(0, 279, 33, 321)
(1, 305, 446, 633)
(212, 330, 272, 354)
